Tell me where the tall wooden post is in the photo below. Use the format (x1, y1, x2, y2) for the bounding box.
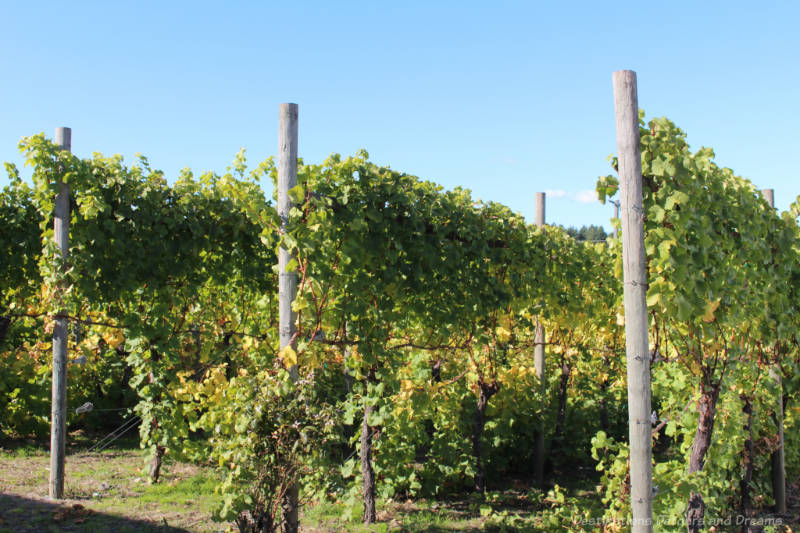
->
(533, 192, 546, 486)
(613, 70, 653, 532)
(50, 127, 71, 500)
(763, 189, 774, 210)
(278, 103, 300, 533)
(534, 192, 545, 229)
(762, 188, 786, 513)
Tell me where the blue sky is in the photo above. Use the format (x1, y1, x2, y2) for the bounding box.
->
(2, 1, 798, 231)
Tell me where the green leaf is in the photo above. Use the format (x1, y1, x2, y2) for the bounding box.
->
(287, 184, 305, 203)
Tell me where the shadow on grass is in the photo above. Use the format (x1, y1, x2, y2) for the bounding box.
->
(395, 514, 484, 533)
(400, 526, 482, 533)
(0, 493, 192, 533)
(387, 501, 486, 533)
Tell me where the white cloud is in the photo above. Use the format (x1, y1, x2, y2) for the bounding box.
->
(574, 189, 599, 204)
(543, 189, 599, 203)
(545, 189, 567, 198)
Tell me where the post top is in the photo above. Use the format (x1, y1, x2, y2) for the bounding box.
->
(55, 127, 71, 150)
(613, 70, 637, 83)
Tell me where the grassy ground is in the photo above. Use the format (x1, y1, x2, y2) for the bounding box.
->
(3, 435, 800, 532)
(0, 435, 558, 532)
(0, 436, 221, 533)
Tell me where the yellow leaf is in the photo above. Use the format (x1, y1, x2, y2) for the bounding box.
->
(103, 329, 124, 348)
(495, 326, 511, 342)
(212, 368, 228, 387)
(279, 345, 298, 368)
(702, 299, 721, 323)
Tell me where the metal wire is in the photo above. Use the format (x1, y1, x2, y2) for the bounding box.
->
(86, 415, 142, 453)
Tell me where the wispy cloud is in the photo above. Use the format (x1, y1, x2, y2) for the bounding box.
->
(543, 189, 598, 204)
(545, 189, 568, 198)
(574, 189, 598, 204)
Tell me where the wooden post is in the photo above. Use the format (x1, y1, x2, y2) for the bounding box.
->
(278, 103, 300, 533)
(534, 192, 545, 228)
(763, 188, 786, 513)
(533, 192, 546, 486)
(49, 127, 71, 500)
(613, 70, 653, 532)
(614, 201, 620, 238)
(279, 103, 299, 381)
(763, 189, 774, 210)
(343, 322, 354, 392)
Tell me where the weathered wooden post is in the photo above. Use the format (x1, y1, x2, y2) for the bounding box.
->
(763, 189, 774, 211)
(534, 192, 545, 229)
(278, 103, 300, 533)
(50, 126, 71, 500)
(533, 192, 546, 486)
(762, 188, 786, 514)
(613, 70, 653, 532)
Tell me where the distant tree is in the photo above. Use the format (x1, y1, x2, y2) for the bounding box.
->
(561, 225, 608, 242)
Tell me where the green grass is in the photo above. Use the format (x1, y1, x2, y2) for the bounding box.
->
(137, 471, 219, 510)
(0, 436, 226, 533)
(12, 435, 795, 532)
(0, 443, 45, 459)
(0, 437, 617, 532)
(0, 436, 592, 532)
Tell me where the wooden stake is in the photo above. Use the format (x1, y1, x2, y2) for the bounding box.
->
(278, 103, 300, 533)
(763, 188, 786, 513)
(49, 127, 71, 500)
(278, 102, 299, 381)
(613, 70, 653, 532)
(534, 192, 545, 228)
(533, 192, 546, 486)
(763, 188, 774, 209)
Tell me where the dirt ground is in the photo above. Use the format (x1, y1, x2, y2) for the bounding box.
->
(2, 437, 800, 532)
(0, 442, 224, 533)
